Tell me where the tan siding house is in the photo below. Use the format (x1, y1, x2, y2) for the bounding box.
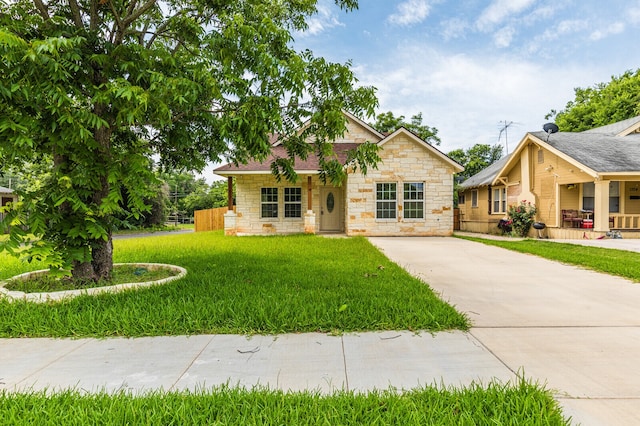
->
(214, 112, 464, 236)
(459, 115, 640, 238)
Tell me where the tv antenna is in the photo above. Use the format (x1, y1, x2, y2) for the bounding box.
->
(498, 120, 514, 154)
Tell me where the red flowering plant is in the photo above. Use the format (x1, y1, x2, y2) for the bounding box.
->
(507, 201, 537, 237)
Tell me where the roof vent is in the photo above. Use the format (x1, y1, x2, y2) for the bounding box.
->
(543, 123, 559, 141)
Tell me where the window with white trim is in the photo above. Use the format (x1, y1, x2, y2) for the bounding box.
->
(471, 189, 478, 208)
(261, 188, 278, 218)
(403, 182, 424, 219)
(376, 183, 397, 219)
(492, 187, 507, 213)
(284, 187, 302, 218)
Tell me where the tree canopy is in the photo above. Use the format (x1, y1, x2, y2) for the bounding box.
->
(547, 69, 640, 132)
(0, 0, 378, 281)
(448, 144, 503, 182)
(371, 111, 440, 145)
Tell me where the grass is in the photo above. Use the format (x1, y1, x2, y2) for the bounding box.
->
(457, 235, 640, 282)
(0, 379, 570, 425)
(0, 232, 469, 337)
(4, 264, 179, 293)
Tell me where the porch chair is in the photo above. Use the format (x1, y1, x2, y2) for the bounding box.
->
(561, 209, 582, 228)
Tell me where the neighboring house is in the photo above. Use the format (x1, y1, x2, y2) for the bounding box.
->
(0, 186, 18, 227)
(459, 115, 640, 238)
(214, 111, 464, 236)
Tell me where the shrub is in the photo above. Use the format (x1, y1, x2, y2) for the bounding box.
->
(508, 201, 537, 237)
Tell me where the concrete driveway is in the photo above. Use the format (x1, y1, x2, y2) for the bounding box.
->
(369, 236, 640, 426)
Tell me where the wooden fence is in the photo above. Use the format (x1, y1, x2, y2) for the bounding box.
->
(194, 206, 235, 232)
(453, 208, 460, 231)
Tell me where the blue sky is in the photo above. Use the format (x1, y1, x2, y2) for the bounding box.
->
(206, 0, 640, 181)
(296, 0, 640, 153)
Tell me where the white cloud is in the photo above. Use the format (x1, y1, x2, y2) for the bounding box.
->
(440, 18, 469, 40)
(387, 0, 432, 26)
(302, 3, 344, 36)
(526, 19, 589, 54)
(493, 26, 516, 48)
(476, 0, 536, 32)
(590, 22, 625, 40)
(356, 46, 600, 154)
(626, 1, 640, 24)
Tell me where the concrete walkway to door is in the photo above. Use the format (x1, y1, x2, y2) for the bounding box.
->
(368, 236, 640, 426)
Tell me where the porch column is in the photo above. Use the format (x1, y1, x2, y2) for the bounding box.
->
(227, 176, 233, 211)
(224, 176, 237, 235)
(594, 180, 610, 232)
(519, 146, 535, 203)
(304, 176, 316, 234)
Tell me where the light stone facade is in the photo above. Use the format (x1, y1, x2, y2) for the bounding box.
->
(345, 134, 456, 236)
(217, 114, 462, 236)
(233, 174, 342, 235)
(230, 132, 458, 236)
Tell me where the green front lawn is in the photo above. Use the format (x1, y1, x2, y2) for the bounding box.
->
(0, 379, 570, 425)
(0, 232, 468, 337)
(457, 235, 640, 282)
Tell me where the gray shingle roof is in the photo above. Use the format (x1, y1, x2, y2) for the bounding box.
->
(530, 131, 640, 173)
(459, 154, 511, 189)
(0, 186, 14, 194)
(581, 115, 640, 135)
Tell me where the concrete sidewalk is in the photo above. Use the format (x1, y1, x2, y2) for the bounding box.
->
(0, 331, 514, 394)
(370, 237, 640, 426)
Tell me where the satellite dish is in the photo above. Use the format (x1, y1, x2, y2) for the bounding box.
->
(543, 123, 559, 142)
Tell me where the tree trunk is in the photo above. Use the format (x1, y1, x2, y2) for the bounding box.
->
(70, 96, 114, 283)
(92, 234, 113, 281)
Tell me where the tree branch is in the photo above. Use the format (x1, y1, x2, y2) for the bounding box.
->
(122, 0, 157, 28)
(67, 0, 83, 27)
(90, 0, 98, 31)
(108, 0, 125, 43)
(32, 0, 50, 20)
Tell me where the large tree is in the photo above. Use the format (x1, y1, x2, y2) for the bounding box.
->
(0, 0, 378, 281)
(371, 111, 440, 145)
(547, 69, 640, 131)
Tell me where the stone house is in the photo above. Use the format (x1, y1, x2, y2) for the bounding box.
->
(458, 115, 640, 238)
(214, 111, 463, 236)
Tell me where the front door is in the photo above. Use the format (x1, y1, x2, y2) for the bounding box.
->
(320, 187, 342, 232)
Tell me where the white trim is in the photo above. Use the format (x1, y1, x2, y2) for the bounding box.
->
(375, 181, 398, 220)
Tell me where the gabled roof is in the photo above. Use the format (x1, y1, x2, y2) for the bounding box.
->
(459, 154, 511, 189)
(481, 115, 640, 186)
(382, 127, 464, 173)
(214, 112, 463, 176)
(213, 143, 361, 175)
(582, 115, 640, 136)
(528, 131, 640, 173)
(0, 186, 14, 194)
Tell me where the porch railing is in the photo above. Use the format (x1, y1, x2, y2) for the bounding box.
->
(610, 214, 640, 230)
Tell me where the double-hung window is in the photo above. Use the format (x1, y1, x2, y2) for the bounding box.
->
(471, 190, 478, 208)
(284, 187, 302, 218)
(403, 182, 424, 219)
(261, 188, 278, 218)
(376, 183, 397, 219)
(492, 187, 506, 214)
